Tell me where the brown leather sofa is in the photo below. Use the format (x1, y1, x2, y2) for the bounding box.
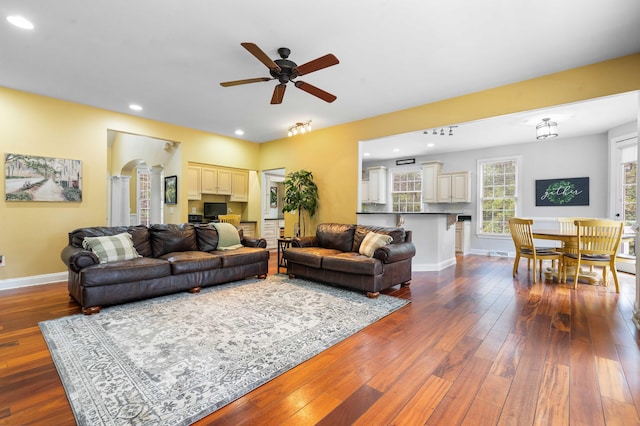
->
(284, 223, 416, 297)
(60, 223, 268, 314)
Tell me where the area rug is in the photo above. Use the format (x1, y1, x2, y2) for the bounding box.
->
(39, 275, 409, 425)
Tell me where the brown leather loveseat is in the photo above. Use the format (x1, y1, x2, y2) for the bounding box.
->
(60, 223, 268, 314)
(284, 223, 416, 297)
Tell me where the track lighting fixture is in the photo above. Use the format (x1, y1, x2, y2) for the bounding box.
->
(424, 125, 458, 136)
(288, 120, 312, 137)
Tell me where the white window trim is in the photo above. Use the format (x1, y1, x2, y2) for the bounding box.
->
(476, 155, 522, 238)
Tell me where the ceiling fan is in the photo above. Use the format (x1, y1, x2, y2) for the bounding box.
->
(220, 42, 339, 104)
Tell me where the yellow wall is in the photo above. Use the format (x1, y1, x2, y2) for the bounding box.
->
(0, 88, 260, 280)
(1, 53, 639, 282)
(260, 53, 640, 236)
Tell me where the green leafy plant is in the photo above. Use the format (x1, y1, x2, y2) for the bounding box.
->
(282, 169, 319, 236)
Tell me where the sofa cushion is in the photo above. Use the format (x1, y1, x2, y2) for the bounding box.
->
(81, 257, 171, 287)
(82, 232, 141, 263)
(149, 224, 198, 257)
(159, 251, 222, 275)
(316, 223, 356, 252)
(284, 247, 343, 268)
(353, 225, 406, 252)
(210, 247, 269, 268)
(212, 222, 243, 250)
(322, 252, 383, 276)
(359, 232, 393, 257)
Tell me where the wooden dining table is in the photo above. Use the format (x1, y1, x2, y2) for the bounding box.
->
(532, 228, 635, 284)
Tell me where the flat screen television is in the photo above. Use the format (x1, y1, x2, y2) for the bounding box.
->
(203, 202, 227, 220)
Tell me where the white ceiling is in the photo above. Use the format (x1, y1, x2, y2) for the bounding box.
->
(363, 92, 639, 160)
(1, 0, 639, 145)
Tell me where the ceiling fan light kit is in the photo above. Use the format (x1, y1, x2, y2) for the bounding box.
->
(220, 42, 339, 105)
(536, 118, 558, 140)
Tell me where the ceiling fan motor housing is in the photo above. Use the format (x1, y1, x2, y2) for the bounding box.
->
(271, 58, 298, 83)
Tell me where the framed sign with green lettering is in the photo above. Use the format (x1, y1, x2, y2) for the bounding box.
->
(535, 177, 589, 206)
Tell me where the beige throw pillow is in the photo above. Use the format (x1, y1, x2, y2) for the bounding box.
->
(82, 232, 141, 263)
(359, 232, 393, 257)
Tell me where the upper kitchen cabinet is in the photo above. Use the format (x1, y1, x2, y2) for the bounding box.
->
(423, 161, 471, 204)
(229, 170, 249, 202)
(437, 172, 471, 203)
(201, 166, 232, 195)
(187, 166, 201, 200)
(421, 161, 442, 203)
(367, 166, 387, 204)
(187, 163, 249, 202)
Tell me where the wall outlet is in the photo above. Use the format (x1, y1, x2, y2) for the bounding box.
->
(0, 255, 5, 266)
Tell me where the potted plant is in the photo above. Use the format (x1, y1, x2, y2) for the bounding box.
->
(282, 169, 319, 236)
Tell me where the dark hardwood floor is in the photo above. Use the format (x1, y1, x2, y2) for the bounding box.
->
(1, 254, 639, 425)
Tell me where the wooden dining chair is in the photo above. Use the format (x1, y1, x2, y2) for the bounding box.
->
(509, 218, 562, 283)
(218, 214, 241, 227)
(557, 217, 595, 271)
(562, 219, 624, 292)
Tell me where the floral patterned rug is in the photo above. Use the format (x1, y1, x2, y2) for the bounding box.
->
(39, 275, 409, 425)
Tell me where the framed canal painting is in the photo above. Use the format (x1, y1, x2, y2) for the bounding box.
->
(4, 153, 82, 202)
(535, 177, 589, 206)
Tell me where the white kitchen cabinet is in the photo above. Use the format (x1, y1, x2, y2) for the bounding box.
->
(421, 161, 442, 203)
(199, 166, 233, 195)
(367, 166, 387, 204)
(361, 180, 370, 203)
(229, 170, 249, 202)
(187, 166, 201, 200)
(436, 171, 471, 203)
(455, 221, 471, 254)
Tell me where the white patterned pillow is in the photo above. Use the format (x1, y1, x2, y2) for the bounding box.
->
(359, 232, 393, 257)
(82, 232, 141, 263)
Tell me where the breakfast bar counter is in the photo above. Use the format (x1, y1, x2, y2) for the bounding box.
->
(356, 212, 460, 271)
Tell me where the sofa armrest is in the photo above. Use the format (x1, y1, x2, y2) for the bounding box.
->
(373, 242, 416, 263)
(243, 237, 267, 248)
(61, 245, 99, 273)
(292, 236, 318, 248)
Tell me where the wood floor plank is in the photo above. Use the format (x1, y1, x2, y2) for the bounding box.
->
(533, 362, 570, 425)
(1, 254, 639, 425)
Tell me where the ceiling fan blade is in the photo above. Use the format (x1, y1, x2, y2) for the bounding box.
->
(294, 81, 337, 103)
(241, 42, 281, 71)
(271, 84, 286, 104)
(293, 54, 339, 76)
(220, 77, 271, 87)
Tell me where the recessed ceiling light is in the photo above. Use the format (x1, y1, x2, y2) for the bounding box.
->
(234, 129, 244, 136)
(427, 143, 435, 147)
(129, 104, 143, 111)
(7, 15, 34, 30)
(393, 148, 400, 152)
(363, 153, 371, 157)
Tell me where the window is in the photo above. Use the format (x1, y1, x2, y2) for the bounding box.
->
(622, 160, 636, 256)
(478, 157, 519, 236)
(136, 167, 151, 226)
(392, 170, 422, 212)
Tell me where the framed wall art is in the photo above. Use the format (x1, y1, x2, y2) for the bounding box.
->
(164, 175, 177, 204)
(535, 177, 589, 206)
(4, 153, 82, 202)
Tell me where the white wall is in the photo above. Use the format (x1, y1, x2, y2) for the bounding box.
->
(364, 133, 609, 255)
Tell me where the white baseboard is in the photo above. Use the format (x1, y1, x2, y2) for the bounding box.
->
(413, 257, 457, 272)
(0, 272, 67, 291)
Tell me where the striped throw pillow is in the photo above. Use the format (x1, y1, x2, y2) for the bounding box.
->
(359, 232, 393, 257)
(82, 232, 141, 263)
